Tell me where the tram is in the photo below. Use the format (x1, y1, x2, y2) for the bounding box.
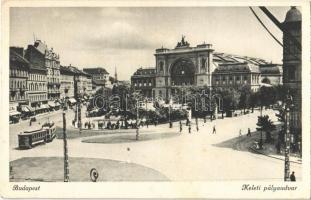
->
(18, 121, 56, 149)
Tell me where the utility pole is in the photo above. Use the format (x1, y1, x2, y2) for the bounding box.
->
(259, 6, 301, 51)
(284, 93, 293, 181)
(284, 105, 291, 181)
(63, 112, 69, 182)
(136, 97, 139, 140)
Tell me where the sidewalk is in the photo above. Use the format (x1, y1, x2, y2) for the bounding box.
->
(240, 131, 302, 164)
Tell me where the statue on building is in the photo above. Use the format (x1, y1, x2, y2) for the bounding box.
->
(176, 35, 190, 48)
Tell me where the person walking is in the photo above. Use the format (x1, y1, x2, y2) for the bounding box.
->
(239, 129, 242, 137)
(136, 127, 139, 141)
(179, 121, 182, 133)
(188, 125, 191, 134)
(212, 125, 216, 134)
(247, 128, 251, 137)
(290, 171, 296, 181)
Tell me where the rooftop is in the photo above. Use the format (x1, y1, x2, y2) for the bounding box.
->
(284, 6, 301, 23)
(132, 67, 156, 76)
(83, 67, 109, 75)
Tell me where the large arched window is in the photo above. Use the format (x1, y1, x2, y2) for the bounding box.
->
(170, 58, 195, 86)
(201, 58, 206, 69)
(262, 77, 271, 84)
(159, 61, 164, 72)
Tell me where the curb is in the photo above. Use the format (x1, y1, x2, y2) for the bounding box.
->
(249, 146, 302, 164)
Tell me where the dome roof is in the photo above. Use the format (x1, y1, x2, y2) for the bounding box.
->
(284, 6, 301, 23)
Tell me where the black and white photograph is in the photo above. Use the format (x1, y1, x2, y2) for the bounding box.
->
(0, 0, 310, 199)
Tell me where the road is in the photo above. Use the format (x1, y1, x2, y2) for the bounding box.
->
(9, 109, 302, 181)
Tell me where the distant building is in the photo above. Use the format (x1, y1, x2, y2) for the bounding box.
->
(66, 65, 92, 99)
(83, 67, 109, 83)
(92, 79, 106, 91)
(9, 47, 30, 116)
(282, 7, 301, 143)
(149, 37, 282, 99)
(60, 65, 75, 100)
(259, 64, 283, 85)
(27, 62, 48, 110)
(212, 62, 261, 92)
(131, 67, 156, 98)
(25, 40, 61, 101)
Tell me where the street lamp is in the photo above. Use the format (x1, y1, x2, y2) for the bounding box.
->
(284, 93, 293, 181)
(259, 102, 263, 149)
(136, 96, 140, 140)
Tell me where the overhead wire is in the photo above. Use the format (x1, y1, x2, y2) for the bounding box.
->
(249, 7, 283, 47)
(249, 7, 301, 61)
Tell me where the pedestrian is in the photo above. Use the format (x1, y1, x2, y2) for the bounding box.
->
(29, 119, 32, 126)
(196, 124, 199, 132)
(239, 129, 242, 137)
(212, 125, 216, 134)
(290, 171, 296, 181)
(188, 125, 191, 134)
(247, 128, 251, 137)
(169, 121, 172, 128)
(136, 128, 139, 141)
(179, 121, 182, 133)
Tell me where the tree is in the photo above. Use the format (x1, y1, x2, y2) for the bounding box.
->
(256, 115, 276, 145)
(258, 86, 276, 108)
(239, 85, 252, 114)
(221, 88, 240, 116)
(249, 92, 258, 113)
(275, 108, 286, 150)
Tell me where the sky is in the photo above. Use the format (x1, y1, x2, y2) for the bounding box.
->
(10, 7, 293, 80)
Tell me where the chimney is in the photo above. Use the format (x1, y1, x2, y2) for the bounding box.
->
(10, 47, 25, 57)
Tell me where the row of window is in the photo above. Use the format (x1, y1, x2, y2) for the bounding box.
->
(133, 82, 154, 87)
(10, 91, 26, 101)
(28, 82, 46, 91)
(47, 77, 60, 83)
(29, 73, 46, 82)
(46, 60, 60, 69)
(47, 68, 60, 76)
(10, 80, 27, 90)
(213, 75, 260, 83)
(214, 80, 248, 85)
(29, 94, 47, 102)
(10, 69, 28, 77)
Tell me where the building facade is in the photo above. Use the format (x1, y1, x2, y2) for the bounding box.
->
(282, 7, 301, 142)
(9, 48, 30, 115)
(83, 67, 110, 83)
(212, 62, 261, 92)
(60, 65, 75, 100)
(25, 40, 60, 101)
(131, 67, 156, 98)
(27, 64, 48, 109)
(46, 47, 61, 101)
(259, 64, 283, 85)
(153, 37, 215, 99)
(151, 37, 282, 99)
(85, 73, 93, 95)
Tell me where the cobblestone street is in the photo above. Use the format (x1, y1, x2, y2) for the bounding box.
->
(9, 109, 302, 181)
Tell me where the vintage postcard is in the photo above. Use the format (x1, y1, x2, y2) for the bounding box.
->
(0, 0, 310, 199)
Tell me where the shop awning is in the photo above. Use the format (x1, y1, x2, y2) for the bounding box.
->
(21, 106, 34, 112)
(48, 102, 56, 107)
(21, 107, 29, 112)
(36, 107, 45, 111)
(41, 104, 50, 109)
(68, 98, 77, 104)
(9, 111, 21, 116)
